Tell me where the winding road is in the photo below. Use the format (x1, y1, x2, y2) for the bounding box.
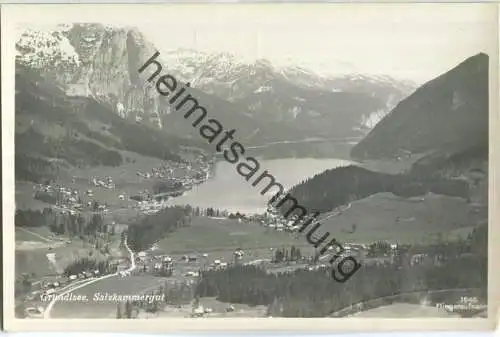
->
(43, 237, 136, 319)
(17, 227, 54, 243)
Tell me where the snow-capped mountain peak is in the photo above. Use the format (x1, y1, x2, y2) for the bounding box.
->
(16, 28, 81, 70)
(158, 48, 417, 132)
(16, 24, 417, 137)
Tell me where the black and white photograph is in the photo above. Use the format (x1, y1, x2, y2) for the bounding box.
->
(2, 3, 498, 332)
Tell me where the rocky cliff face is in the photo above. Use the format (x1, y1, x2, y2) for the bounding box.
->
(15, 23, 414, 143)
(16, 27, 81, 85)
(17, 24, 164, 128)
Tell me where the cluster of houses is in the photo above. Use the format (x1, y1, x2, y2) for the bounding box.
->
(34, 183, 71, 195)
(129, 248, 249, 280)
(34, 184, 81, 215)
(35, 157, 214, 221)
(135, 198, 169, 215)
(132, 252, 175, 276)
(33, 183, 112, 216)
(24, 268, 106, 307)
(262, 241, 446, 274)
(339, 242, 451, 269)
(191, 303, 236, 318)
(90, 176, 115, 190)
(260, 203, 354, 234)
(137, 156, 212, 188)
(131, 163, 212, 215)
(34, 183, 79, 205)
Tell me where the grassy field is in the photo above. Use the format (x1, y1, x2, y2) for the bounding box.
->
(157, 216, 311, 254)
(15, 250, 58, 278)
(158, 191, 482, 256)
(316, 192, 483, 244)
(15, 239, 108, 278)
(155, 191, 483, 257)
(15, 226, 123, 278)
(70, 151, 162, 190)
(15, 226, 62, 277)
(14, 151, 169, 280)
(15, 181, 51, 211)
(15, 227, 54, 242)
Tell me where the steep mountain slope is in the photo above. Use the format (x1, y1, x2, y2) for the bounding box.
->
(232, 76, 382, 138)
(16, 24, 306, 144)
(276, 69, 416, 130)
(322, 75, 416, 130)
(16, 25, 412, 144)
(351, 53, 489, 160)
(282, 53, 489, 217)
(15, 65, 207, 182)
(282, 165, 470, 213)
(162, 49, 416, 137)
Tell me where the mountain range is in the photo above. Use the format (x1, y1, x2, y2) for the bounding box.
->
(161, 49, 416, 130)
(289, 53, 489, 214)
(15, 23, 416, 146)
(17, 23, 485, 189)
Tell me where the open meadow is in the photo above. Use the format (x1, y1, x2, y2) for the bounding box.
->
(15, 238, 112, 278)
(15, 225, 124, 278)
(156, 216, 314, 255)
(156, 190, 483, 259)
(316, 192, 484, 244)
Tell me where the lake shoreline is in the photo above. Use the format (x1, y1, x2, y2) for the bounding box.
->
(167, 157, 353, 215)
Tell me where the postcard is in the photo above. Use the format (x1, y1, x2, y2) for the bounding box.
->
(2, 2, 499, 332)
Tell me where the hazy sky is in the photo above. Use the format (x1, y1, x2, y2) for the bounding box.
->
(9, 3, 496, 84)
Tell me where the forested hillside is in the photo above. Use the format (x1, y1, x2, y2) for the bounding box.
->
(351, 53, 488, 160)
(284, 165, 470, 213)
(16, 208, 109, 238)
(15, 65, 207, 182)
(285, 53, 489, 215)
(126, 206, 192, 252)
(196, 225, 487, 317)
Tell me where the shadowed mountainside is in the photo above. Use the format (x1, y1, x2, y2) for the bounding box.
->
(350, 53, 488, 161)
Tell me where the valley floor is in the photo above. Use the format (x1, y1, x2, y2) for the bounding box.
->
(316, 192, 485, 244)
(13, 153, 488, 319)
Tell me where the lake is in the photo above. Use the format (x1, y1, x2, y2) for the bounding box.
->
(167, 157, 351, 214)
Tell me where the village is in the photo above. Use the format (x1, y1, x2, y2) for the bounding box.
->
(17, 149, 485, 320)
(18, 207, 478, 321)
(29, 154, 213, 217)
